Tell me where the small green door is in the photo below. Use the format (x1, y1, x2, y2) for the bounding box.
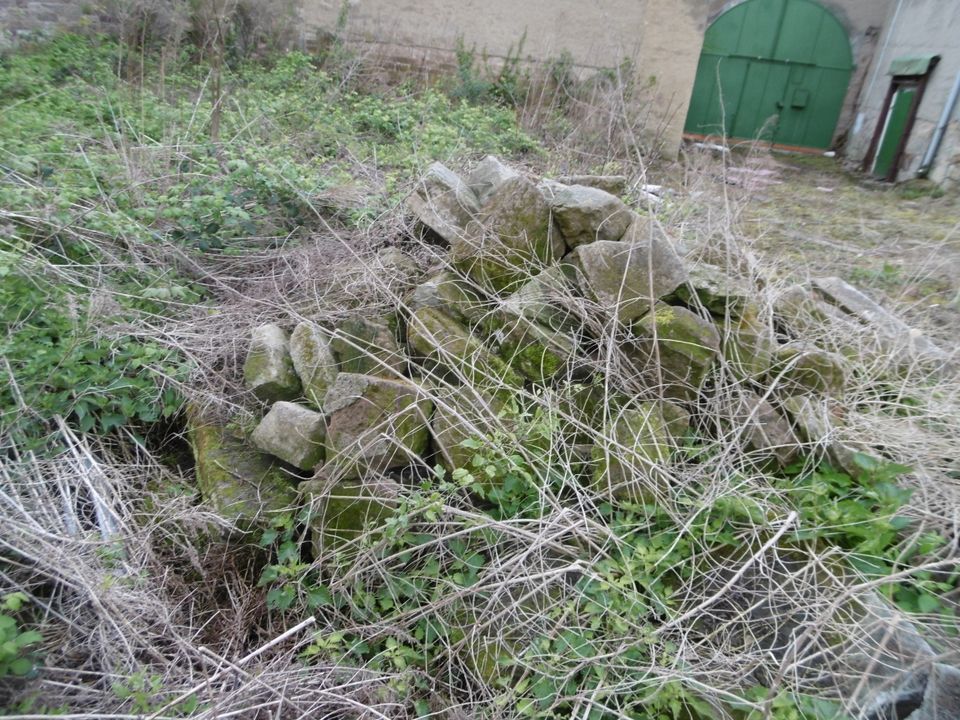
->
(685, 0, 854, 150)
(872, 86, 916, 178)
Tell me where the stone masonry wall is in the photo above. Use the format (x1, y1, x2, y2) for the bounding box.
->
(0, 0, 112, 41)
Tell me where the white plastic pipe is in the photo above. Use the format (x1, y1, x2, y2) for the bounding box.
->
(918, 68, 960, 178)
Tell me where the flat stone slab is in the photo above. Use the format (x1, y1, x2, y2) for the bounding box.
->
(555, 174, 628, 196)
(592, 401, 689, 503)
(251, 401, 326, 471)
(244, 324, 301, 403)
(812, 276, 950, 364)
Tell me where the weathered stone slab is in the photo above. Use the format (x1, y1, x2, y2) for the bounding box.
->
(564, 230, 687, 322)
(289, 321, 338, 410)
(674, 263, 753, 316)
(407, 306, 521, 388)
(592, 401, 689, 503)
(555, 174, 628, 196)
(405, 271, 491, 324)
(429, 385, 512, 472)
(301, 475, 400, 553)
(723, 390, 798, 467)
(721, 305, 776, 381)
(322, 373, 433, 479)
(243, 324, 301, 403)
(407, 162, 479, 245)
(466, 155, 519, 205)
(495, 313, 578, 383)
(781, 395, 868, 478)
(451, 174, 565, 293)
(496, 266, 579, 332)
(186, 405, 296, 525)
(771, 344, 847, 397)
(812, 276, 950, 364)
(251, 401, 326, 471)
(539, 180, 632, 248)
(330, 316, 405, 377)
(631, 303, 721, 399)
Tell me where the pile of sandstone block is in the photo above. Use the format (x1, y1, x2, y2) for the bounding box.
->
(187, 156, 951, 549)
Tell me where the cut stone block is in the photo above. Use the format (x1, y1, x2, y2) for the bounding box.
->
(563, 230, 687, 322)
(186, 405, 296, 525)
(243, 324, 301, 403)
(405, 271, 492, 324)
(251, 401, 326, 471)
(812, 276, 950, 365)
(289, 321, 338, 410)
(407, 306, 522, 388)
(429, 385, 513, 472)
(592, 401, 689, 503)
(631, 303, 721, 400)
(322, 373, 433, 479)
(330, 316, 406, 377)
(301, 476, 400, 554)
(555, 174, 628, 196)
(674, 263, 753, 316)
(498, 265, 579, 332)
(407, 162, 479, 245)
(723, 390, 799, 467)
(466, 155, 519, 205)
(771, 344, 847, 397)
(539, 180, 632, 248)
(451, 174, 565, 293)
(495, 312, 578, 383)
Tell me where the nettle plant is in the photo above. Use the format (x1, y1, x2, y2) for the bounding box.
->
(253, 411, 938, 720)
(0, 593, 42, 680)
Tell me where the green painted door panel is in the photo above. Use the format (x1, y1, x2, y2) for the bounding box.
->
(732, 61, 790, 141)
(873, 87, 916, 178)
(685, 0, 853, 150)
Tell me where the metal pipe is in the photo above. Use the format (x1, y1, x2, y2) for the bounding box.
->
(918, 68, 960, 178)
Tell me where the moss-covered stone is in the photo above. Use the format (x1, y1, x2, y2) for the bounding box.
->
(771, 344, 848, 397)
(406, 162, 479, 245)
(451, 174, 565, 294)
(186, 404, 297, 525)
(289, 321, 338, 410)
(591, 401, 689, 503)
(723, 391, 799, 468)
(405, 271, 492, 325)
(243, 324, 301, 403)
(330, 315, 406, 377)
(630, 303, 721, 401)
(538, 179, 632, 248)
(429, 384, 514, 472)
(407, 306, 522, 389)
(674, 263, 753, 316)
(301, 476, 399, 555)
(563, 227, 687, 322)
(322, 373, 433, 479)
(250, 401, 326, 471)
(721, 304, 776, 381)
(495, 314, 578, 383)
(497, 266, 579, 332)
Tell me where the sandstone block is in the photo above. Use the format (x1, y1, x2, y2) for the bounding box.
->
(251, 401, 326, 471)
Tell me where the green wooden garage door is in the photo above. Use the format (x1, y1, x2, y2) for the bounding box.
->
(685, 0, 853, 150)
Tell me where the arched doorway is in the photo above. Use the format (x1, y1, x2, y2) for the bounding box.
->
(684, 0, 853, 150)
